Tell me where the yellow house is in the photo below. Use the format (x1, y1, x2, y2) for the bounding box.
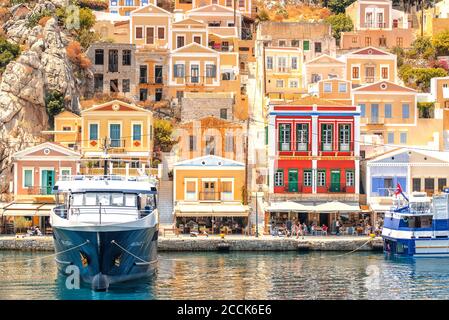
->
(343, 46, 397, 87)
(172, 155, 250, 234)
(352, 81, 445, 158)
(264, 47, 304, 101)
(48, 110, 81, 150)
(175, 0, 254, 17)
(416, 0, 449, 37)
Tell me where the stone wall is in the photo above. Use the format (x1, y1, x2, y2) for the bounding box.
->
(181, 97, 235, 122)
(0, 236, 383, 252)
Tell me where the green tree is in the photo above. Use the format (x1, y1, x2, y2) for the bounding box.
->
(325, 14, 353, 42)
(390, 46, 405, 67)
(433, 31, 449, 56)
(399, 66, 448, 92)
(45, 91, 65, 127)
(0, 36, 20, 73)
(256, 8, 270, 22)
(78, 7, 96, 30)
(154, 119, 178, 152)
(327, 0, 356, 14)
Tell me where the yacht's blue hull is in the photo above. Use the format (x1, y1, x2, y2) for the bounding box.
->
(382, 235, 449, 257)
(52, 226, 158, 290)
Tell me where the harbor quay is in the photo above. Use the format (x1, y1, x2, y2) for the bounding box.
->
(0, 235, 383, 252)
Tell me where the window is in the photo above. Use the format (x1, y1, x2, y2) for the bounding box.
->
(62, 126, 71, 131)
(157, 27, 165, 39)
(132, 123, 142, 141)
(311, 74, 321, 83)
(278, 40, 286, 47)
(397, 37, 403, 47)
(402, 104, 410, 118)
(108, 49, 118, 72)
(400, 132, 407, 144)
(122, 79, 130, 93)
(387, 132, 394, 144)
(94, 74, 103, 92)
(125, 0, 133, 5)
(122, 50, 131, 66)
(193, 36, 201, 44)
(413, 178, 421, 192)
(291, 40, 300, 47)
(324, 82, 332, 92)
(139, 88, 148, 101)
(379, 37, 387, 47)
(95, 49, 104, 65)
(225, 134, 234, 152)
(61, 169, 71, 177)
(220, 108, 227, 120)
(110, 79, 119, 93)
(206, 64, 216, 78)
(176, 36, 185, 48)
(174, 64, 185, 78)
(226, 0, 232, 6)
(346, 171, 354, 187)
(23, 169, 33, 188)
(296, 123, 308, 151)
(291, 57, 298, 70)
(339, 124, 351, 151)
(321, 123, 333, 151)
(189, 135, 196, 151)
(359, 104, 366, 117)
(381, 66, 388, 79)
(279, 124, 291, 151)
(352, 36, 357, 43)
(239, 0, 244, 7)
(146, 27, 154, 44)
(317, 170, 326, 187)
(425, 178, 435, 194)
(135, 27, 143, 39)
(303, 40, 310, 51)
(89, 123, 98, 140)
(384, 104, 392, 118)
(438, 178, 447, 191)
(352, 66, 360, 79)
(277, 57, 287, 72)
(303, 170, 312, 187)
(289, 80, 298, 88)
(139, 65, 147, 83)
(314, 42, 322, 53)
(365, 37, 371, 46)
(276, 80, 284, 88)
(275, 170, 284, 186)
(191, 64, 199, 83)
(338, 82, 347, 92)
(266, 56, 273, 69)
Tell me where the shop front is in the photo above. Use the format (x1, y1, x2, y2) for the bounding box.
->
(174, 203, 250, 235)
(1, 202, 54, 234)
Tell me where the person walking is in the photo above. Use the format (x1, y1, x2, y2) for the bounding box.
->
(335, 219, 341, 236)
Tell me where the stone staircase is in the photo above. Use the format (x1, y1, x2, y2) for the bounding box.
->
(158, 179, 174, 227)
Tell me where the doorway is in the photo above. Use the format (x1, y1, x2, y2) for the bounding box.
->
(330, 170, 341, 192)
(288, 169, 298, 192)
(155, 65, 163, 84)
(41, 170, 55, 195)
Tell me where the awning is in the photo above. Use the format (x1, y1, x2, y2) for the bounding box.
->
(266, 201, 313, 212)
(313, 201, 361, 213)
(175, 203, 250, 217)
(2, 202, 55, 217)
(369, 204, 392, 213)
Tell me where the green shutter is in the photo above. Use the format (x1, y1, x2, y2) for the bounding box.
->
(303, 40, 310, 51)
(265, 126, 268, 145)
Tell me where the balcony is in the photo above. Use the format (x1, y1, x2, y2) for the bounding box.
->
(209, 44, 234, 52)
(362, 22, 387, 29)
(364, 76, 375, 83)
(195, 192, 234, 201)
(367, 117, 385, 125)
(26, 186, 53, 196)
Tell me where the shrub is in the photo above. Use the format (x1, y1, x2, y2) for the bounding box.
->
(433, 30, 449, 56)
(256, 8, 270, 22)
(66, 41, 91, 69)
(400, 67, 448, 92)
(26, 9, 53, 28)
(325, 13, 353, 41)
(0, 36, 21, 73)
(154, 118, 178, 152)
(45, 91, 65, 126)
(77, 0, 109, 10)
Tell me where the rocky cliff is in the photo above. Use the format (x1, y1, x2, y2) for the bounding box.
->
(0, 0, 90, 196)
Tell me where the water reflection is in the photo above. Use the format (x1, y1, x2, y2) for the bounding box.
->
(1, 251, 449, 299)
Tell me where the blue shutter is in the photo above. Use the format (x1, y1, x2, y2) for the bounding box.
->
(133, 124, 142, 141)
(371, 177, 384, 196)
(359, 104, 366, 117)
(89, 124, 98, 140)
(384, 104, 392, 118)
(402, 104, 409, 118)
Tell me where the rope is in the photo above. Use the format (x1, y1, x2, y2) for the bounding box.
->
(324, 238, 374, 258)
(110, 240, 152, 264)
(0, 240, 90, 265)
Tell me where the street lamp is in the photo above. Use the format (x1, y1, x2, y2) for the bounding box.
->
(254, 184, 264, 238)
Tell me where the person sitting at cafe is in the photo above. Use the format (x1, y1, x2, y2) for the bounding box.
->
(322, 224, 328, 236)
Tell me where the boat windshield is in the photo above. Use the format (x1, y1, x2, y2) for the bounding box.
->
(71, 192, 138, 207)
(409, 201, 431, 214)
(399, 215, 433, 229)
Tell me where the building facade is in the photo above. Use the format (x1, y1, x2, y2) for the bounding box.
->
(340, 0, 414, 50)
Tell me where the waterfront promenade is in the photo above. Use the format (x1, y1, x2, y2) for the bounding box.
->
(0, 235, 383, 252)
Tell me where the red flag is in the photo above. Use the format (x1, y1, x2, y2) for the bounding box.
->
(394, 183, 403, 195)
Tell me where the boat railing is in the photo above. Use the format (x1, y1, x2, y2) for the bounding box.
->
(53, 205, 155, 220)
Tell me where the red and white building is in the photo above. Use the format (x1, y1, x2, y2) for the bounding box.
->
(268, 96, 361, 197)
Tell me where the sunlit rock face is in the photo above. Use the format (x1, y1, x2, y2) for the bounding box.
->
(0, 1, 88, 194)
